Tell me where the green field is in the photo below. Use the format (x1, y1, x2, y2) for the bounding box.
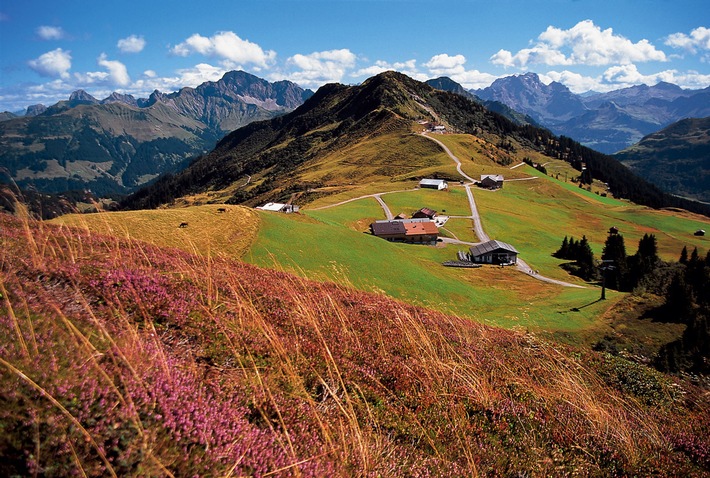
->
(245, 208, 616, 331)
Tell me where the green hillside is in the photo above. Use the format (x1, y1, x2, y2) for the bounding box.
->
(615, 117, 710, 203)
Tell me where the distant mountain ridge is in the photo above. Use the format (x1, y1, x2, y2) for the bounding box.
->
(474, 73, 710, 153)
(615, 117, 710, 203)
(0, 71, 313, 196)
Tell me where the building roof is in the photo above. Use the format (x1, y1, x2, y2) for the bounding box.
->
(480, 174, 504, 182)
(371, 221, 406, 236)
(414, 207, 437, 217)
(257, 202, 287, 211)
(404, 221, 439, 236)
(371, 219, 438, 237)
(419, 178, 447, 187)
(469, 240, 519, 257)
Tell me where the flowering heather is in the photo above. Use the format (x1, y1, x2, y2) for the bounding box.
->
(1, 211, 709, 477)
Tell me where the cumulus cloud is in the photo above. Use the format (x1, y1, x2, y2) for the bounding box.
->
(285, 49, 356, 87)
(353, 59, 421, 79)
(97, 53, 130, 86)
(36, 25, 65, 40)
(491, 20, 666, 68)
(665, 27, 710, 57)
(424, 54, 467, 75)
(29, 48, 72, 78)
(541, 65, 710, 93)
(175, 63, 227, 87)
(117, 35, 146, 54)
(171, 31, 276, 69)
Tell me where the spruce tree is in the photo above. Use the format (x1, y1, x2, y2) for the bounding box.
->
(577, 235, 597, 281)
(602, 233, 628, 290)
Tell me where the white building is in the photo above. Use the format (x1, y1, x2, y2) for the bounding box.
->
(419, 179, 448, 190)
(256, 202, 299, 213)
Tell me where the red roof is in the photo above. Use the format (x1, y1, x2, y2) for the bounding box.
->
(404, 221, 438, 236)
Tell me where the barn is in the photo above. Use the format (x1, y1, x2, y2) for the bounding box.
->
(419, 179, 448, 190)
(468, 240, 519, 265)
(412, 207, 437, 219)
(480, 175, 504, 189)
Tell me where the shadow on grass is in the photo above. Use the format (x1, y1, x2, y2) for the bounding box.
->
(569, 297, 604, 312)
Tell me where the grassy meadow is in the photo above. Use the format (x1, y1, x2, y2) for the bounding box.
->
(4, 212, 708, 476)
(51, 204, 260, 259)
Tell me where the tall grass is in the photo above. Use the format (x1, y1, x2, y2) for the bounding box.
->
(1, 211, 708, 476)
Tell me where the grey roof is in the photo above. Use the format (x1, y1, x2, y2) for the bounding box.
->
(469, 240, 519, 257)
(371, 221, 406, 236)
(419, 178, 447, 186)
(480, 174, 504, 182)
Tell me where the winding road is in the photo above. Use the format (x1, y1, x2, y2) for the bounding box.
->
(420, 132, 584, 289)
(307, 132, 584, 288)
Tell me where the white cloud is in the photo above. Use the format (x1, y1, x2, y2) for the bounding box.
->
(28, 48, 72, 78)
(665, 27, 710, 58)
(285, 49, 356, 87)
(424, 54, 467, 75)
(143, 70, 157, 78)
(97, 53, 130, 86)
(36, 25, 65, 40)
(491, 20, 667, 68)
(541, 65, 710, 93)
(450, 70, 501, 90)
(540, 70, 603, 93)
(117, 35, 146, 54)
(353, 59, 421, 79)
(175, 63, 227, 87)
(171, 31, 276, 69)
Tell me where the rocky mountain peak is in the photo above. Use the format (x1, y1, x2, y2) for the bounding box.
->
(69, 90, 99, 104)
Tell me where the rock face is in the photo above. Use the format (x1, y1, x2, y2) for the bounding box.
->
(0, 71, 313, 196)
(474, 73, 710, 154)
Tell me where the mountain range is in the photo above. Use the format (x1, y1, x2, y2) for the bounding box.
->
(0, 71, 312, 196)
(124, 71, 710, 218)
(473, 73, 710, 154)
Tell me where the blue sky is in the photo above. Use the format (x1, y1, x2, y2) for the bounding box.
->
(1, 0, 708, 112)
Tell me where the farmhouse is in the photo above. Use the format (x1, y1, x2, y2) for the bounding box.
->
(256, 202, 299, 213)
(419, 179, 448, 190)
(370, 218, 439, 244)
(412, 207, 437, 219)
(480, 175, 504, 189)
(468, 240, 519, 265)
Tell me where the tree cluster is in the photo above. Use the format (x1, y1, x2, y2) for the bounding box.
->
(554, 235, 597, 281)
(655, 247, 710, 376)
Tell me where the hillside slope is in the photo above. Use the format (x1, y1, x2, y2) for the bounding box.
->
(2, 211, 709, 476)
(615, 117, 710, 203)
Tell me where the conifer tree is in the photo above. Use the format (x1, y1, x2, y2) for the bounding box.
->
(602, 233, 628, 290)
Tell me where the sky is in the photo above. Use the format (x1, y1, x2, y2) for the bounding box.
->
(1, 0, 709, 112)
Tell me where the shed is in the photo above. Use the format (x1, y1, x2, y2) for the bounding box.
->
(412, 207, 437, 219)
(469, 240, 519, 265)
(480, 175, 504, 189)
(419, 179, 448, 190)
(256, 202, 299, 213)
